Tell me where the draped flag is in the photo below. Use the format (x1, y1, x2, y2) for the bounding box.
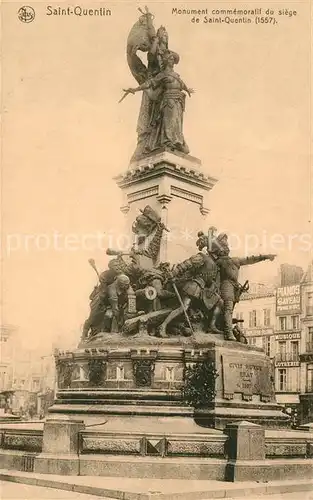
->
(126, 7, 156, 84)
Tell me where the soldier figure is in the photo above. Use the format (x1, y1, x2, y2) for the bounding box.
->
(106, 274, 131, 332)
(158, 251, 223, 337)
(136, 261, 176, 312)
(82, 268, 117, 339)
(211, 233, 276, 341)
(82, 254, 133, 339)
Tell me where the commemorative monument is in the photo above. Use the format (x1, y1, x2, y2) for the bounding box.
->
(3, 8, 313, 485)
(49, 7, 288, 432)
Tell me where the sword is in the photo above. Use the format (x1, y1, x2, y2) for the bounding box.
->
(118, 91, 130, 104)
(234, 280, 249, 305)
(170, 280, 194, 334)
(118, 89, 135, 104)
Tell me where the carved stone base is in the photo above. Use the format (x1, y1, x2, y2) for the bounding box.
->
(50, 332, 289, 433)
(193, 342, 290, 430)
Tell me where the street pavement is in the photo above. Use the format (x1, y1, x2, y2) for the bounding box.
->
(0, 481, 108, 499)
(1, 481, 312, 500)
(228, 493, 313, 500)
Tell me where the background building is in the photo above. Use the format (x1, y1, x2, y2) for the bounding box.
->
(299, 260, 313, 423)
(277, 264, 304, 287)
(235, 274, 303, 418)
(0, 325, 18, 403)
(0, 325, 56, 416)
(274, 282, 301, 409)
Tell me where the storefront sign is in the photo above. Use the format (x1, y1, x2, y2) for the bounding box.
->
(275, 332, 301, 341)
(275, 361, 300, 367)
(246, 328, 274, 337)
(276, 285, 301, 315)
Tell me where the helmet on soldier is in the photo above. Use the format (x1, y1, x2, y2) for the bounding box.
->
(116, 274, 131, 290)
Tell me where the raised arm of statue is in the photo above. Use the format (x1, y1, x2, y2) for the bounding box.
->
(238, 254, 276, 266)
(122, 75, 159, 95)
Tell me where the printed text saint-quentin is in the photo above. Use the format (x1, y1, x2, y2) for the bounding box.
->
(46, 6, 112, 16)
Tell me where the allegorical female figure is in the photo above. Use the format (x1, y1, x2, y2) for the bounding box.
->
(123, 8, 193, 160)
(124, 51, 194, 156)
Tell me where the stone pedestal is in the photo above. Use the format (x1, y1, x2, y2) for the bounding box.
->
(225, 421, 266, 481)
(42, 418, 85, 455)
(115, 148, 217, 263)
(35, 418, 85, 475)
(49, 332, 289, 441)
(226, 421, 265, 461)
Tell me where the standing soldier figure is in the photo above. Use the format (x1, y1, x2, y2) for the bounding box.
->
(212, 233, 276, 341)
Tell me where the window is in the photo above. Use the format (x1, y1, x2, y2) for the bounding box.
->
(291, 341, 299, 360)
(0, 371, 6, 389)
(307, 293, 313, 316)
(278, 341, 286, 354)
(32, 379, 40, 392)
(263, 309, 271, 327)
(236, 312, 244, 321)
(278, 369, 287, 391)
(287, 368, 300, 392)
(248, 337, 257, 346)
(307, 366, 313, 392)
(291, 316, 299, 330)
(307, 327, 313, 352)
(249, 310, 257, 327)
(263, 336, 271, 357)
(279, 316, 287, 331)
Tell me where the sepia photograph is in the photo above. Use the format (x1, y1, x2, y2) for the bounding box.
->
(0, 1, 312, 498)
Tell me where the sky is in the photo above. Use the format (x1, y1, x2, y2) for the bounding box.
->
(1, 1, 312, 352)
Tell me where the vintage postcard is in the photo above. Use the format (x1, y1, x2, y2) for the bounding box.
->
(0, 0, 312, 497)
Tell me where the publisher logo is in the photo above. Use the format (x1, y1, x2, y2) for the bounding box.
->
(18, 6, 35, 23)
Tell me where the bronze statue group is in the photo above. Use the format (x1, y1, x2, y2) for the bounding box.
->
(82, 206, 275, 342)
(82, 10, 276, 342)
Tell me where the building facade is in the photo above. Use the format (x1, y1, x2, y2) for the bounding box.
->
(0, 325, 56, 415)
(274, 283, 302, 408)
(299, 261, 313, 423)
(235, 282, 302, 413)
(0, 325, 17, 393)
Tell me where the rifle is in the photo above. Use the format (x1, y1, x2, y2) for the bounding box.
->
(106, 248, 131, 257)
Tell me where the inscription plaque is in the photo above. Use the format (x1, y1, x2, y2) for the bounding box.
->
(222, 354, 274, 400)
